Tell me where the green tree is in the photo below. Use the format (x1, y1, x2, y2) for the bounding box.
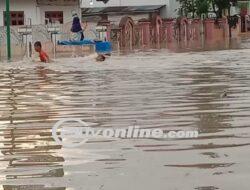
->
(178, 0, 236, 18)
(177, 0, 210, 18)
(177, 0, 197, 18)
(196, 0, 211, 17)
(211, 0, 237, 18)
(211, 0, 231, 18)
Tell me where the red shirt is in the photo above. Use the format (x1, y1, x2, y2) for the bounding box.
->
(39, 50, 49, 62)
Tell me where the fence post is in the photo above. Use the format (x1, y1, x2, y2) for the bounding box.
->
(138, 19, 150, 47)
(5, 0, 11, 60)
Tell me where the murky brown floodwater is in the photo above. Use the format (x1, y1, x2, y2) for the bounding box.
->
(0, 44, 250, 190)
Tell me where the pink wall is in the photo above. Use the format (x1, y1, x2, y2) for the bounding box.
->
(110, 16, 241, 49)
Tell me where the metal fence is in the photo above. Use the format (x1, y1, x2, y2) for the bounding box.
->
(0, 22, 98, 61)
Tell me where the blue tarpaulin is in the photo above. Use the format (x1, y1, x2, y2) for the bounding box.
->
(57, 40, 112, 54)
(57, 39, 95, 46)
(95, 41, 112, 53)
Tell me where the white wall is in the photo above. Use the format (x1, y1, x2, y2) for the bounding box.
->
(38, 5, 80, 24)
(0, 0, 80, 26)
(0, 0, 40, 26)
(165, 0, 180, 18)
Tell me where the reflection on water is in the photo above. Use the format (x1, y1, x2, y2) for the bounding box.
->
(0, 44, 250, 190)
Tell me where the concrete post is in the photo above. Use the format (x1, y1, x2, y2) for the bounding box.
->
(138, 19, 151, 46)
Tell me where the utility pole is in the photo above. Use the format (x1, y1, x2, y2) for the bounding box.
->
(5, 0, 11, 60)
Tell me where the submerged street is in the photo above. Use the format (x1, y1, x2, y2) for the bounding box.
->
(0, 45, 250, 190)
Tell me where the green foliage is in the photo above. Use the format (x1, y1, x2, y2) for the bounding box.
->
(177, 0, 196, 17)
(211, 0, 231, 18)
(177, 0, 210, 17)
(196, 0, 211, 16)
(177, 0, 237, 18)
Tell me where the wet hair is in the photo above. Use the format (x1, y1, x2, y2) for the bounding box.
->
(96, 54, 106, 62)
(34, 41, 42, 48)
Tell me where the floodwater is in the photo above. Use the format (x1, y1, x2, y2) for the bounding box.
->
(0, 42, 250, 190)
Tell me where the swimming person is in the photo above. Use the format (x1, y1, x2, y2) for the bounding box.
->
(34, 41, 49, 63)
(71, 11, 84, 41)
(96, 54, 106, 62)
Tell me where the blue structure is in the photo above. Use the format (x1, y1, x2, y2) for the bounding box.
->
(57, 39, 112, 54)
(95, 41, 112, 54)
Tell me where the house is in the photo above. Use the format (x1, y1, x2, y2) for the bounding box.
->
(0, 0, 80, 26)
(0, 0, 180, 28)
(0, 0, 81, 59)
(81, 0, 180, 22)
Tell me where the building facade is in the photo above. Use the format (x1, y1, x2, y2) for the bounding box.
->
(0, 0, 80, 26)
(81, 0, 180, 19)
(0, 0, 180, 27)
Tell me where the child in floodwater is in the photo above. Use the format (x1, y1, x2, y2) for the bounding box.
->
(96, 54, 106, 62)
(34, 41, 49, 63)
(71, 11, 85, 41)
(95, 53, 111, 62)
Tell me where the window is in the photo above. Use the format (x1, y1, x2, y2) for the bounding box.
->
(45, 11, 63, 24)
(3, 11, 24, 26)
